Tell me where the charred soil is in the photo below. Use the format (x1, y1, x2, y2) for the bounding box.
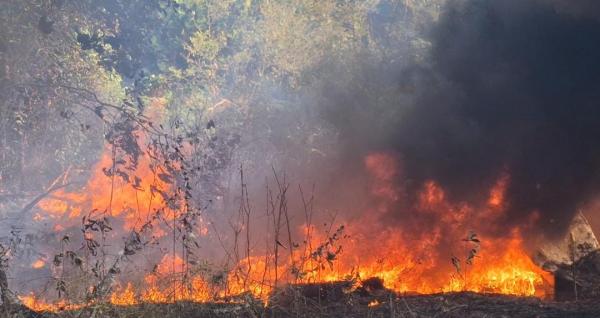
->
(7, 290, 600, 318)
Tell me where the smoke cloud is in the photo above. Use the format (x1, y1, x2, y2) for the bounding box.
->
(319, 0, 600, 237)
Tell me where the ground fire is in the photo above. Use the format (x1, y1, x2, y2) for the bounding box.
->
(18, 147, 555, 312)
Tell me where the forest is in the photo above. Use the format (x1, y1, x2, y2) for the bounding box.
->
(2, 0, 600, 317)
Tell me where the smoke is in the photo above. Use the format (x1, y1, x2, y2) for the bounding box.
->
(319, 0, 600, 237)
(547, 0, 600, 20)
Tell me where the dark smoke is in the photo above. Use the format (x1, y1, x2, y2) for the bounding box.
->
(321, 0, 600, 237)
(547, 0, 600, 20)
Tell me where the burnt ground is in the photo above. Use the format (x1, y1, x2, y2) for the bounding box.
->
(4, 290, 600, 318)
(267, 289, 600, 318)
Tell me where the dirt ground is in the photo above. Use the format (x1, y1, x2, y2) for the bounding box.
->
(4, 291, 600, 318)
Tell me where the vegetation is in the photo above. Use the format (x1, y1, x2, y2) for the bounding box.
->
(8, 1, 590, 318)
(0, 0, 600, 317)
(0, 0, 441, 310)
(0, 0, 440, 196)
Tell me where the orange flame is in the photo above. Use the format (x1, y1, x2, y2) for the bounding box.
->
(31, 259, 46, 269)
(24, 144, 554, 312)
(18, 295, 84, 312)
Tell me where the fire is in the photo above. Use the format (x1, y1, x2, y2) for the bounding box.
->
(421, 180, 445, 207)
(110, 283, 137, 306)
(38, 148, 177, 232)
(24, 139, 554, 312)
(18, 294, 84, 312)
(37, 97, 187, 233)
(108, 255, 214, 305)
(31, 259, 45, 269)
(440, 234, 552, 296)
(489, 172, 509, 208)
(38, 191, 85, 219)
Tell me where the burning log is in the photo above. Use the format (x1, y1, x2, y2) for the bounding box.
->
(535, 212, 600, 300)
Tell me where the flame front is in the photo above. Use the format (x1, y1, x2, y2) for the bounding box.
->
(118, 153, 550, 300)
(24, 148, 553, 312)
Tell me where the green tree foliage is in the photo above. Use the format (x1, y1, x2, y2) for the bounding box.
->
(0, 0, 440, 198)
(0, 0, 125, 193)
